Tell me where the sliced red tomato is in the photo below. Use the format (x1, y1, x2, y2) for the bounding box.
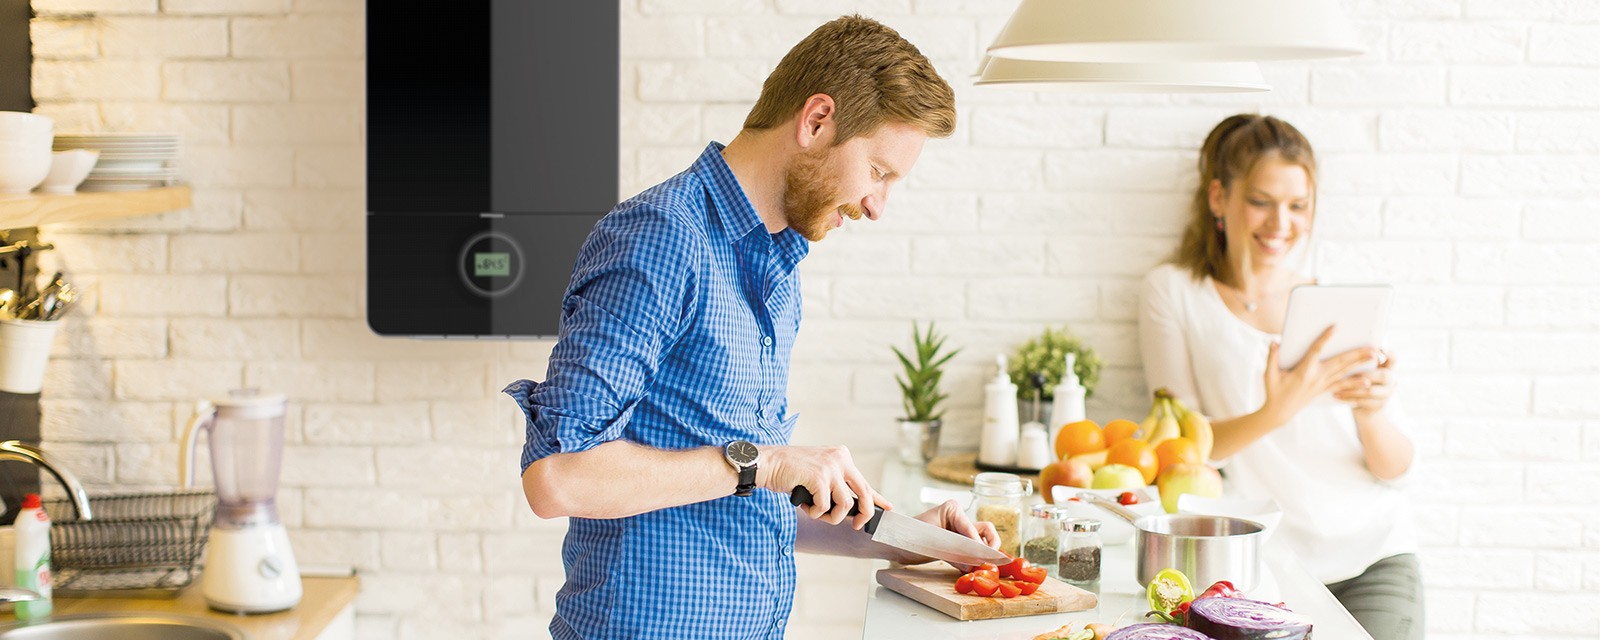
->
(1014, 580, 1040, 596)
(999, 557, 1027, 579)
(975, 563, 998, 575)
(1016, 566, 1048, 585)
(996, 581, 1022, 598)
(972, 574, 1000, 597)
(954, 573, 974, 594)
(1118, 491, 1140, 505)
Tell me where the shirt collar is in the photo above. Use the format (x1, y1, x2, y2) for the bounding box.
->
(694, 142, 810, 267)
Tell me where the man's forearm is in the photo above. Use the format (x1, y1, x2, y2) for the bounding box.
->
(522, 440, 740, 519)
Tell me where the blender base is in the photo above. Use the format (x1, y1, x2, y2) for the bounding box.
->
(202, 524, 302, 613)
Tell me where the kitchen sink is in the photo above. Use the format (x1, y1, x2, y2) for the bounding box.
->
(0, 614, 247, 640)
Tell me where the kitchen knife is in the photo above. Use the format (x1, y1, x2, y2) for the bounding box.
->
(789, 487, 1009, 566)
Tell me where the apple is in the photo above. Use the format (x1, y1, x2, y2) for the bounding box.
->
(1090, 463, 1145, 490)
(1156, 462, 1223, 513)
(1040, 459, 1094, 499)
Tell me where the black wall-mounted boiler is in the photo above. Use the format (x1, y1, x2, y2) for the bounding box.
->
(366, 1, 618, 337)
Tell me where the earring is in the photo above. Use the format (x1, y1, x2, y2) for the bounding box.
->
(1214, 217, 1224, 232)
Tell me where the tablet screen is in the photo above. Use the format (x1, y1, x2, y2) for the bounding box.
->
(1277, 284, 1394, 372)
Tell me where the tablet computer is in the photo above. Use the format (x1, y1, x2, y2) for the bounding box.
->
(1278, 284, 1394, 373)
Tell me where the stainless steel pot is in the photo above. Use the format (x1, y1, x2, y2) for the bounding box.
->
(1080, 493, 1264, 591)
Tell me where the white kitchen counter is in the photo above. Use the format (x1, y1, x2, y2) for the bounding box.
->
(864, 457, 1374, 640)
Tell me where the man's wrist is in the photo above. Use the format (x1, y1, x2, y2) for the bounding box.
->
(754, 445, 779, 492)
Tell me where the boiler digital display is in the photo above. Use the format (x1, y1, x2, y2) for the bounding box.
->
(473, 252, 511, 277)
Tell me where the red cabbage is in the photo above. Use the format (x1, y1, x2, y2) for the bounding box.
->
(1105, 623, 1214, 640)
(1186, 597, 1313, 640)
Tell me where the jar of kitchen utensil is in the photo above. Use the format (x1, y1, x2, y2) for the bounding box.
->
(1023, 504, 1072, 577)
(972, 472, 1031, 557)
(1057, 518, 1102, 595)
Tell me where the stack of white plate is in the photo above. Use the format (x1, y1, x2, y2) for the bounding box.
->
(52, 133, 181, 192)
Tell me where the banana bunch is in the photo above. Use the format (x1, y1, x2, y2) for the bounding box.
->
(1142, 388, 1214, 462)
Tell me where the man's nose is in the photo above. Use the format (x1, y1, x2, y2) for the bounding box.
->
(862, 192, 885, 221)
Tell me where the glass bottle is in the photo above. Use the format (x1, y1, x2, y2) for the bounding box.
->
(1056, 518, 1102, 595)
(972, 471, 1031, 558)
(1022, 504, 1071, 577)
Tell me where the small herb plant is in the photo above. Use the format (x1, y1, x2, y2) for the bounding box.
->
(1008, 325, 1102, 400)
(891, 321, 960, 423)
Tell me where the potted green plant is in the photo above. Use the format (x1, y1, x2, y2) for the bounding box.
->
(1007, 325, 1102, 420)
(891, 321, 960, 465)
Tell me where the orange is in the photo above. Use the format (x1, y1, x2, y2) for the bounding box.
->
(1154, 437, 1202, 473)
(1055, 420, 1104, 459)
(1106, 438, 1159, 485)
(1103, 419, 1142, 447)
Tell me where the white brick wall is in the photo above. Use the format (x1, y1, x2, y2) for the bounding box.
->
(26, 1, 1600, 638)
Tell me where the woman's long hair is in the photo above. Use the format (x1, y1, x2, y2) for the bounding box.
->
(1175, 114, 1318, 287)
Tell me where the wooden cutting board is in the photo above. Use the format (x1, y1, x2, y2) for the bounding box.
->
(876, 564, 1098, 621)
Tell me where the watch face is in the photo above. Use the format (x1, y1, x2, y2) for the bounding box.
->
(726, 441, 758, 466)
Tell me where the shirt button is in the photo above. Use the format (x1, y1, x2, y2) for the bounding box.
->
(781, 544, 793, 556)
(762, 336, 773, 347)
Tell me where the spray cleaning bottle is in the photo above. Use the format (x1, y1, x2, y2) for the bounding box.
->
(978, 354, 1020, 467)
(14, 493, 52, 620)
(1048, 352, 1087, 460)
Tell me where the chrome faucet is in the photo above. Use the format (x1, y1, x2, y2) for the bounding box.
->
(0, 440, 92, 521)
(0, 586, 41, 603)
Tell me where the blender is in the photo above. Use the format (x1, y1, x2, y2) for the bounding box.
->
(180, 389, 301, 613)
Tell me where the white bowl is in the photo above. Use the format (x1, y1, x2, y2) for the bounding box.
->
(0, 148, 52, 195)
(1177, 494, 1283, 541)
(0, 112, 53, 146)
(37, 149, 100, 194)
(1053, 486, 1162, 545)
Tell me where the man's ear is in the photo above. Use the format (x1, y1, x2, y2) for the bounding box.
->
(794, 93, 836, 150)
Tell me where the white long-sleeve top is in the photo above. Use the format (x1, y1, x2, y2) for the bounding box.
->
(1138, 263, 1419, 584)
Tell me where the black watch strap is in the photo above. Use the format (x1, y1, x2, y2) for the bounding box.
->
(734, 465, 757, 497)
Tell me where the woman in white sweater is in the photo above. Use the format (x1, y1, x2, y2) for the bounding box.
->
(1138, 114, 1423, 640)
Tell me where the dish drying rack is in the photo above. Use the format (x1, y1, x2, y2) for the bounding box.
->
(42, 490, 215, 594)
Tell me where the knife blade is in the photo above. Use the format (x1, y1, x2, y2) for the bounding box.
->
(789, 487, 1009, 566)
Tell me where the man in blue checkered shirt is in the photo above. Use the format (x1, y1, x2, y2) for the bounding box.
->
(507, 15, 999, 639)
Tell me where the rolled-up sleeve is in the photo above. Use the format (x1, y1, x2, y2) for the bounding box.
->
(506, 203, 701, 471)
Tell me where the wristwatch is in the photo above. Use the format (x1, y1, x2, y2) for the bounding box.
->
(723, 440, 760, 497)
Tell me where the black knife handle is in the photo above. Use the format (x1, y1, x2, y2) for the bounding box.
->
(789, 486, 885, 534)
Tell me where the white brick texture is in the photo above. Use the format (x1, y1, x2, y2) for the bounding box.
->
(26, 1, 1600, 637)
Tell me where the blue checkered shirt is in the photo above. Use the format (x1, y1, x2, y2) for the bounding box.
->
(505, 143, 809, 639)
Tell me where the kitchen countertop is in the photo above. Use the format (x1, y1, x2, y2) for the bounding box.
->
(864, 457, 1374, 640)
(2, 576, 359, 640)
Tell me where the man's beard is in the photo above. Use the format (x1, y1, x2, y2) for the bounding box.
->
(781, 146, 862, 242)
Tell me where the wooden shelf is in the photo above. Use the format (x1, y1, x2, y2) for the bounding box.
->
(0, 185, 193, 230)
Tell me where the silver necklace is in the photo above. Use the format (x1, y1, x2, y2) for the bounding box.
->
(1227, 284, 1261, 312)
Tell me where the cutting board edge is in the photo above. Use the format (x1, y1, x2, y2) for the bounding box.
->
(875, 567, 1099, 621)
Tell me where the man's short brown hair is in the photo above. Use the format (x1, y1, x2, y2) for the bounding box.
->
(743, 15, 956, 143)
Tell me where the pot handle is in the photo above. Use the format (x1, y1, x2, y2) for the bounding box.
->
(1077, 492, 1142, 524)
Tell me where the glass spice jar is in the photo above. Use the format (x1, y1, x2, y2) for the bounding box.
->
(972, 472, 1031, 558)
(1023, 504, 1072, 577)
(1056, 518, 1102, 595)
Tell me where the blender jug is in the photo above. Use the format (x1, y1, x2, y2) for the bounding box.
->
(180, 389, 302, 613)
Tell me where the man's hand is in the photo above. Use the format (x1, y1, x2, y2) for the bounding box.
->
(760, 444, 888, 531)
(890, 499, 1001, 570)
